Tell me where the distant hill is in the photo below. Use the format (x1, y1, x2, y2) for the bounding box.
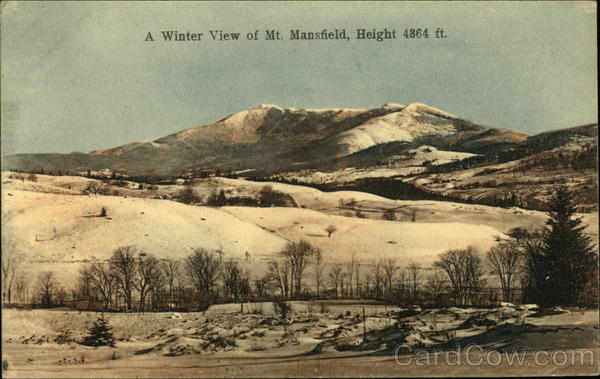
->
(404, 123, 598, 211)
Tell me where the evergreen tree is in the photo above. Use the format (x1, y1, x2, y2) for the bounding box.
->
(82, 314, 115, 347)
(539, 185, 596, 307)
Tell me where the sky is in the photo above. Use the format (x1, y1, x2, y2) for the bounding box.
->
(1, 1, 597, 155)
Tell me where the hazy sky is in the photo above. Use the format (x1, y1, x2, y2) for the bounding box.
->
(1, 1, 597, 155)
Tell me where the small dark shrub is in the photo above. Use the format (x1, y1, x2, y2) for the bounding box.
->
(176, 183, 201, 204)
(273, 300, 292, 321)
(81, 314, 115, 347)
(53, 326, 73, 344)
(383, 209, 396, 221)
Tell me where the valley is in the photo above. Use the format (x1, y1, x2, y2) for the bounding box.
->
(2, 103, 598, 378)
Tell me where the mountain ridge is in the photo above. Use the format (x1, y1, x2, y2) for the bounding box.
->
(3, 103, 594, 177)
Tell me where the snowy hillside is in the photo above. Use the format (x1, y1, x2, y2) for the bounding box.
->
(2, 103, 521, 175)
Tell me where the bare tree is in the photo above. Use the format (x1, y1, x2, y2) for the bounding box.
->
(89, 262, 117, 310)
(222, 259, 242, 301)
(280, 240, 319, 297)
(74, 265, 96, 301)
(84, 181, 109, 195)
(407, 262, 421, 300)
(435, 250, 465, 305)
(135, 255, 162, 312)
(340, 270, 349, 297)
(371, 261, 383, 298)
(37, 271, 57, 307)
(149, 267, 166, 311)
(185, 248, 221, 308)
(54, 286, 68, 306)
(434, 247, 486, 306)
(346, 254, 356, 297)
(364, 272, 373, 297)
(109, 246, 138, 311)
(511, 228, 547, 303)
(465, 250, 487, 304)
(254, 276, 269, 298)
(161, 258, 180, 309)
(325, 225, 337, 237)
(355, 262, 361, 298)
(314, 249, 325, 297)
(267, 259, 290, 297)
(382, 258, 398, 298)
(487, 241, 521, 303)
(328, 264, 343, 298)
(396, 268, 409, 299)
(13, 273, 29, 304)
(1, 248, 20, 305)
(426, 270, 447, 301)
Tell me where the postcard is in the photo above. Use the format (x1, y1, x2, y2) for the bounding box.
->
(1, 1, 598, 377)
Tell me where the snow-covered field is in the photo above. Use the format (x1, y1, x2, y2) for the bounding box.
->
(1, 303, 597, 378)
(2, 171, 599, 377)
(2, 172, 597, 288)
(276, 145, 479, 183)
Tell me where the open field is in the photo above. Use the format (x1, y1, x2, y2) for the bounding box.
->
(2, 302, 598, 378)
(2, 172, 598, 290)
(2, 172, 598, 377)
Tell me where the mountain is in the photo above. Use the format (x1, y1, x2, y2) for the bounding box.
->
(2, 103, 527, 176)
(403, 123, 598, 211)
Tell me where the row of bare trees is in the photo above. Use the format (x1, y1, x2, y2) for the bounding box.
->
(56, 241, 454, 309)
(434, 247, 487, 306)
(9, 234, 587, 310)
(2, 267, 68, 308)
(0, 241, 518, 310)
(1, 248, 51, 306)
(262, 242, 451, 303)
(5, 187, 595, 310)
(266, 241, 320, 298)
(71, 246, 251, 311)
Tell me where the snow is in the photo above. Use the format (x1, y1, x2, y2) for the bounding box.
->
(3, 172, 596, 291)
(2, 303, 598, 377)
(223, 206, 503, 264)
(1, 189, 288, 285)
(404, 103, 459, 118)
(335, 111, 457, 155)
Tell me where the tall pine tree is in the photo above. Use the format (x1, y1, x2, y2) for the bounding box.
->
(539, 185, 596, 307)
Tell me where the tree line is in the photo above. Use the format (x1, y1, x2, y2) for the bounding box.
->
(2, 186, 596, 310)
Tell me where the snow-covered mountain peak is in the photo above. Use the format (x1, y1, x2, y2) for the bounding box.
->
(254, 104, 285, 111)
(404, 103, 458, 118)
(380, 103, 406, 110)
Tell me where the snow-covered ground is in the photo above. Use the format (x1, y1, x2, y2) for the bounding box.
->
(276, 145, 479, 183)
(2, 303, 597, 378)
(2, 172, 597, 288)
